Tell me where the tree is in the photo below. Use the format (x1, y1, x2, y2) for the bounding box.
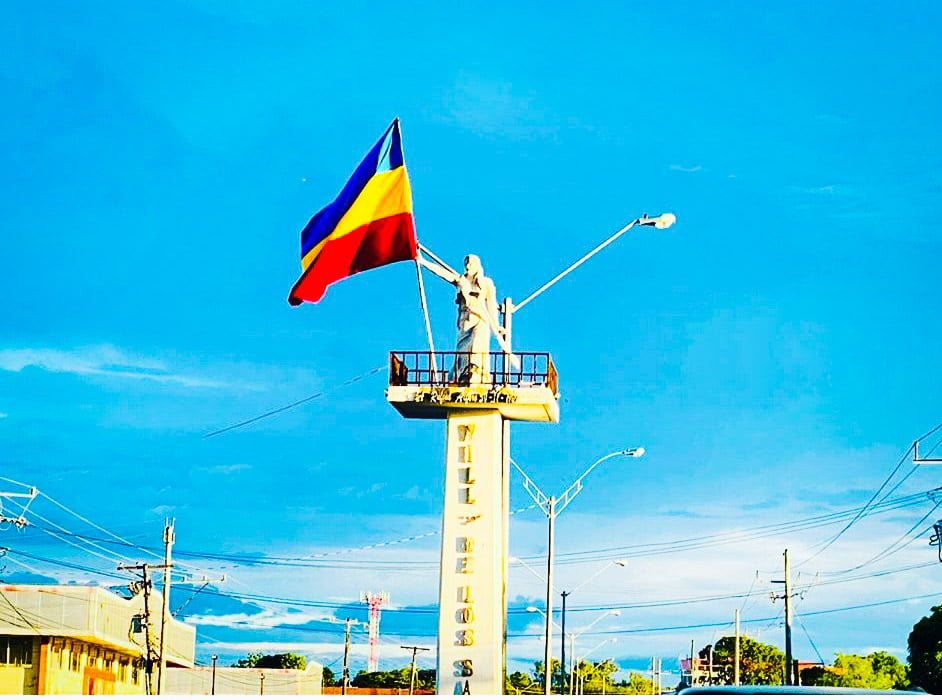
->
(506, 670, 537, 694)
(869, 651, 908, 689)
(233, 652, 307, 670)
(532, 658, 564, 690)
(322, 667, 337, 687)
(572, 658, 620, 694)
(801, 652, 908, 690)
(701, 636, 784, 685)
(617, 670, 654, 695)
(909, 604, 942, 693)
(352, 667, 435, 691)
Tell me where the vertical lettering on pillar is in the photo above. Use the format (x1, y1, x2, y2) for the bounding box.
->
(453, 422, 476, 693)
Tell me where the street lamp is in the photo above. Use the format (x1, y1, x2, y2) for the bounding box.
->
(514, 448, 645, 695)
(525, 606, 562, 631)
(211, 655, 217, 695)
(561, 559, 626, 692)
(573, 637, 618, 695)
(569, 611, 621, 691)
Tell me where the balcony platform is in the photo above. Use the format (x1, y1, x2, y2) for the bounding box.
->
(386, 351, 560, 423)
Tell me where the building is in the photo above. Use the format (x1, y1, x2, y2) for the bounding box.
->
(165, 665, 323, 695)
(0, 584, 195, 694)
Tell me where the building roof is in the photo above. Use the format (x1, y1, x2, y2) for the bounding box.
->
(0, 584, 195, 666)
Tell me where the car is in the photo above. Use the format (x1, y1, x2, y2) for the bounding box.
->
(678, 686, 926, 695)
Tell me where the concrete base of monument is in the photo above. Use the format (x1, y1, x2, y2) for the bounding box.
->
(386, 384, 559, 423)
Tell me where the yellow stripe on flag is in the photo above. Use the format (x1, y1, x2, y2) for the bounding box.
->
(301, 167, 413, 271)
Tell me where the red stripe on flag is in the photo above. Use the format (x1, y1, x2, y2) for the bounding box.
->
(288, 213, 416, 305)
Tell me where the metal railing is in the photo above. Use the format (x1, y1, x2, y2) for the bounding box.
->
(390, 351, 557, 394)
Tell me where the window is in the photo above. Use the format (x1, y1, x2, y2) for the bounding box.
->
(0, 637, 33, 666)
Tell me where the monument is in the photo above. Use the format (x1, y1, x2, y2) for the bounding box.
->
(388, 253, 559, 695)
(285, 119, 674, 696)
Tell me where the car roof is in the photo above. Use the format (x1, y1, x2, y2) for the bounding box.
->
(678, 686, 925, 695)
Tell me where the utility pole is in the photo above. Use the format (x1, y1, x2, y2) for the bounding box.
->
(119, 561, 169, 695)
(259, 671, 265, 695)
(708, 643, 714, 686)
(400, 645, 430, 694)
(569, 633, 575, 692)
(560, 590, 569, 694)
(342, 618, 353, 695)
(734, 608, 741, 686)
(141, 565, 154, 695)
(543, 496, 556, 696)
(211, 655, 217, 695)
(772, 549, 794, 685)
(689, 639, 696, 688)
(157, 518, 175, 695)
(0, 486, 37, 529)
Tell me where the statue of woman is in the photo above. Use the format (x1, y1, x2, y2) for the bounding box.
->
(421, 253, 507, 384)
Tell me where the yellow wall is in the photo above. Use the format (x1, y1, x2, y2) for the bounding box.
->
(44, 638, 147, 695)
(3, 637, 146, 695)
(0, 637, 39, 694)
(0, 666, 28, 694)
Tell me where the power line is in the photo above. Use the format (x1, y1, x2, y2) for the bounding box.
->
(203, 366, 385, 438)
(0, 586, 40, 632)
(507, 589, 942, 638)
(7, 538, 933, 623)
(817, 500, 942, 576)
(22, 488, 932, 573)
(794, 423, 942, 569)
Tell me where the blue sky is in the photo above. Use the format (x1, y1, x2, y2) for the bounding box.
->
(2, 0, 941, 682)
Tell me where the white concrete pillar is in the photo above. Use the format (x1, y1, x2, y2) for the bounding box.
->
(437, 409, 505, 695)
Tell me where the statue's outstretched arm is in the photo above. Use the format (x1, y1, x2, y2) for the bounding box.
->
(418, 256, 460, 285)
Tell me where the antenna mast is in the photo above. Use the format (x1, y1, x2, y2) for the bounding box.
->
(360, 591, 390, 673)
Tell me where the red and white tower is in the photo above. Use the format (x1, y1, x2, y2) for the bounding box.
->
(360, 591, 389, 672)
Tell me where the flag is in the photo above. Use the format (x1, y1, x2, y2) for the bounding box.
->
(288, 120, 417, 305)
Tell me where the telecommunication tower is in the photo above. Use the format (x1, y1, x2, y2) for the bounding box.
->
(360, 591, 390, 672)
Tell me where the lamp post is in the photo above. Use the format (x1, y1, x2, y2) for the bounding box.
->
(211, 655, 217, 695)
(573, 637, 618, 695)
(561, 560, 626, 693)
(514, 450, 644, 695)
(501, 213, 677, 351)
(568, 611, 621, 691)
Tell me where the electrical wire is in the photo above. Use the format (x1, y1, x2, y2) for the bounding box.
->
(509, 589, 942, 638)
(818, 500, 942, 576)
(203, 366, 385, 438)
(793, 423, 942, 569)
(4, 482, 220, 581)
(737, 571, 760, 616)
(9, 473, 933, 577)
(794, 608, 825, 665)
(23, 488, 930, 574)
(0, 586, 40, 631)
(8, 537, 933, 626)
(26, 509, 130, 564)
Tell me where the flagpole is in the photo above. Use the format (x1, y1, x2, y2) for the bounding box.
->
(414, 252, 439, 381)
(395, 117, 439, 382)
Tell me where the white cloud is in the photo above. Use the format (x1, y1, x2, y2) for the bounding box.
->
(0, 345, 229, 389)
(186, 609, 342, 630)
(670, 164, 703, 173)
(199, 639, 427, 664)
(0, 412, 7, 419)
